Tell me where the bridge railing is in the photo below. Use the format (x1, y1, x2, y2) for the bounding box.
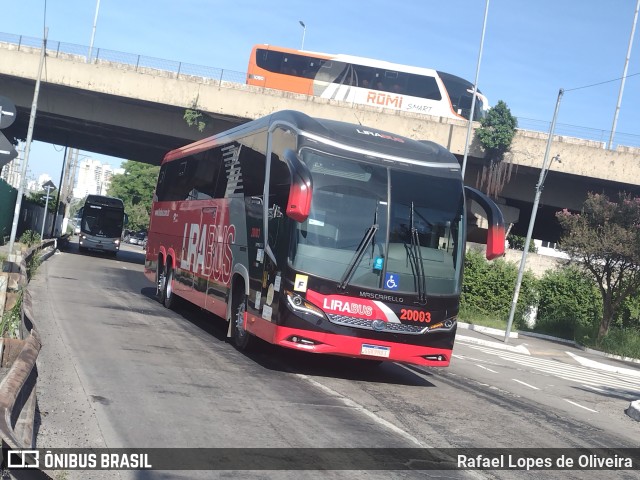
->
(1, 31, 639, 149)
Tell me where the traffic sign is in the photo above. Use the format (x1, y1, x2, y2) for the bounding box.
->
(0, 95, 17, 129)
(0, 133, 18, 169)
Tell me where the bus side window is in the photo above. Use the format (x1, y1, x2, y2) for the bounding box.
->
(238, 146, 266, 197)
(190, 149, 223, 200)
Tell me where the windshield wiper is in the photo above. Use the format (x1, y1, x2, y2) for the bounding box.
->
(412, 226, 427, 303)
(407, 202, 427, 303)
(338, 224, 378, 290)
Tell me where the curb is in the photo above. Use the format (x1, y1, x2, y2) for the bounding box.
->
(458, 322, 518, 339)
(565, 352, 640, 378)
(455, 334, 531, 355)
(626, 400, 640, 422)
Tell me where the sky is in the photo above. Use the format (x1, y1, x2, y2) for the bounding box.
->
(2, 0, 639, 183)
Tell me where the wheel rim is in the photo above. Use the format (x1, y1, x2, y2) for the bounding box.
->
(157, 269, 165, 296)
(165, 269, 173, 300)
(235, 301, 246, 339)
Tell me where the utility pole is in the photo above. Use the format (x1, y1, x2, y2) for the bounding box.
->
(504, 88, 564, 342)
(40, 181, 56, 240)
(50, 145, 69, 237)
(7, 29, 47, 257)
(62, 148, 79, 232)
(608, 0, 639, 150)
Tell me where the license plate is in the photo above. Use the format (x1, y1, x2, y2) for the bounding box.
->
(361, 344, 390, 358)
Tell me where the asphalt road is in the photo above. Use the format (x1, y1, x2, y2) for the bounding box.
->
(27, 241, 640, 480)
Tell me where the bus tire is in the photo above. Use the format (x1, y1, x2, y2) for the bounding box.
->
(157, 262, 167, 304)
(163, 265, 178, 310)
(231, 290, 256, 352)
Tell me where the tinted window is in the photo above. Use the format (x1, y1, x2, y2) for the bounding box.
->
(256, 48, 326, 79)
(156, 149, 224, 202)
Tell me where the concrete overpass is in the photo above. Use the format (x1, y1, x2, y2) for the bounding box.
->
(1, 37, 639, 241)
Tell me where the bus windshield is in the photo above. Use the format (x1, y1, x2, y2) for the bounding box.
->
(290, 149, 465, 296)
(81, 204, 125, 238)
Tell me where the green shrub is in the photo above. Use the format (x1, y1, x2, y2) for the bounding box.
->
(535, 266, 602, 340)
(18, 230, 41, 247)
(616, 292, 640, 330)
(507, 234, 537, 253)
(0, 290, 22, 338)
(460, 249, 538, 328)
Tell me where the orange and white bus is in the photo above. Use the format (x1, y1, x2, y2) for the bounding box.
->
(247, 45, 488, 121)
(145, 110, 505, 367)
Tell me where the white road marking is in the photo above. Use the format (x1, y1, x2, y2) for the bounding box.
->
(476, 364, 498, 373)
(465, 344, 640, 393)
(512, 379, 539, 390)
(564, 399, 598, 413)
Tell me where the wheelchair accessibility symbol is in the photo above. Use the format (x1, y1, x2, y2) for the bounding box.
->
(384, 273, 399, 290)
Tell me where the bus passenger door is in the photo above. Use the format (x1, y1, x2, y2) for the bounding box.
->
(245, 195, 268, 325)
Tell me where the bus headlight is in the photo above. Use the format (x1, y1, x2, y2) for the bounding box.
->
(114, 239, 120, 245)
(285, 291, 325, 319)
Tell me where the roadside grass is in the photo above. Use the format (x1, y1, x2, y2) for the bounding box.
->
(580, 326, 640, 359)
(458, 307, 508, 330)
(460, 307, 640, 360)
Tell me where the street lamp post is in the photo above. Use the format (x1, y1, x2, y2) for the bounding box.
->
(87, 0, 101, 63)
(299, 21, 306, 50)
(461, 0, 490, 180)
(504, 88, 564, 342)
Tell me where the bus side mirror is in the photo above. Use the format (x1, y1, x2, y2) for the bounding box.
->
(124, 213, 129, 226)
(283, 150, 313, 223)
(464, 186, 505, 260)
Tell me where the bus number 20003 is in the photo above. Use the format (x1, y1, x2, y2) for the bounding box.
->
(400, 309, 431, 323)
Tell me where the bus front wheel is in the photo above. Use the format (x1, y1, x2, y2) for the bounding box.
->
(232, 293, 256, 352)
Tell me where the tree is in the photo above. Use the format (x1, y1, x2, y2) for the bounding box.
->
(107, 160, 159, 231)
(476, 100, 518, 161)
(556, 192, 640, 343)
(475, 100, 518, 197)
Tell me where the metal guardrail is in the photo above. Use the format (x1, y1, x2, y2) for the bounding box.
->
(1, 32, 639, 149)
(0, 239, 56, 453)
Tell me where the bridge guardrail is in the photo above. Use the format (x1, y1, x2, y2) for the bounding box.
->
(0, 31, 639, 149)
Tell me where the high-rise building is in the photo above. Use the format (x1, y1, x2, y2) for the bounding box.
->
(0, 153, 22, 190)
(73, 158, 123, 198)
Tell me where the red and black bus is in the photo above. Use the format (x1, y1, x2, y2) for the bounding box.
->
(145, 110, 504, 366)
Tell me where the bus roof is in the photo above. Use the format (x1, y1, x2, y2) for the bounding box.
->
(85, 195, 125, 208)
(163, 110, 460, 170)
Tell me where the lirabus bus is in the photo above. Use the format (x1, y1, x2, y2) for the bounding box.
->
(145, 110, 504, 367)
(247, 45, 489, 121)
(78, 195, 126, 255)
